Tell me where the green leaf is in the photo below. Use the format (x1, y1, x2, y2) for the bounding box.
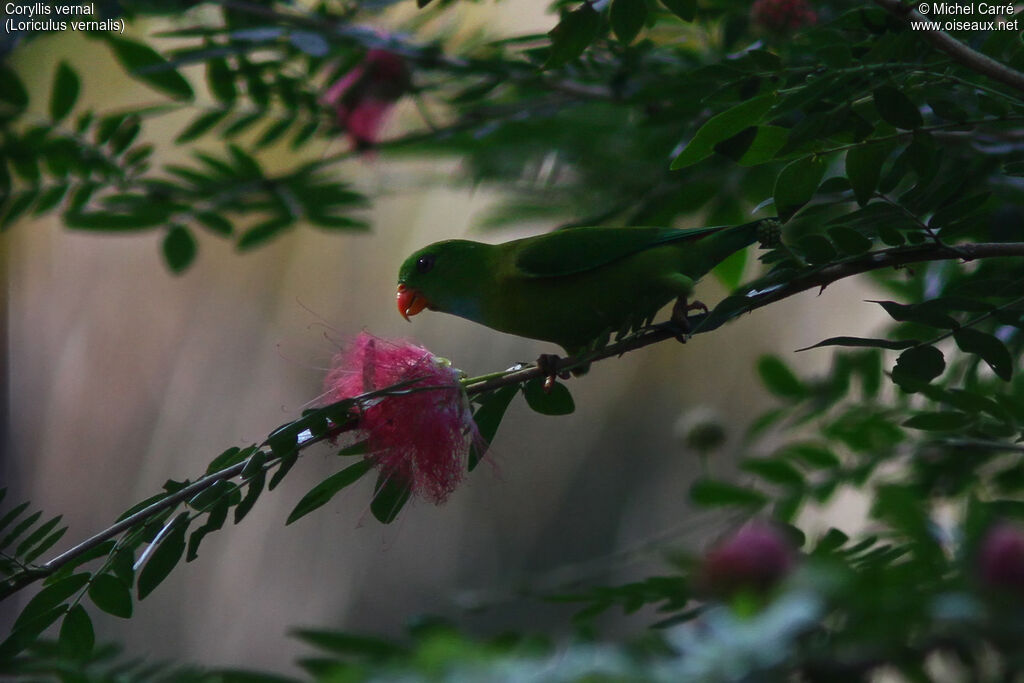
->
(671, 94, 778, 169)
(206, 446, 249, 474)
(778, 442, 840, 469)
(796, 234, 836, 264)
(33, 184, 69, 215)
(188, 480, 237, 511)
(222, 111, 264, 138)
(845, 142, 891, 206)
(0, 63, 29, 109)
(268, 450, 298, 490)
(827, 226, 873, 255)
(873, 85, 922, 130)
(256, 119, 293, 148)
(869, 300, 958, 329)
(611, 0, 647, 43)
(234, 470, 265, 524)
(2, 190, 38, 230)
(292, 628, 405, 660)
(757, 355, 807, 400)
(196, 211, 233, 236)
(774, 156, 827, 221)
(689, 479, 767, 508)
(137, 513, 189, 600)
(15, 515, 63, 558)
(14, 573, 89, 630)
(903, 411, 973, 431)
(110, 117, 141, 155)
(106, 37, 194, 100)
(814, 528, 849, 554)
(0, 509, 42, 550)
(737, 126, 788, 167)
(59, 605, 95, 659)
(287, 460, 373, 525)
(523, 378, 576, 415)
(954, 328, 1013, 381)
(241, 448, 267, 477)
(50, 62, 80, 123)
(0, 500, 30, 536)
(0, 605, 67, 660)
(24, 526, 68, 563)
(797, 337, 919, 352)
(659, 0, 695, 20)
(237, 216, 292, 251)
(207, 57, 237, 104)
(926, 95, 967, 122)
(740, 458, 804, 487)
(88, 574, 133, 618)
(370, 471, 412, 525)
(892, 345, 945, 392)
(162, 225, 197, 273)
(468, 385, 518, 470)
(545, 4, 602, 68)
(711, 246, 747, 291)
(66, 207, 171, 232)
(187, 496, 230, 562)
(176, 110, 228, 143)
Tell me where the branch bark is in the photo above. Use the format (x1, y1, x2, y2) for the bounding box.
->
(874, 0, 1024, 94)
(465, 241, 1024, 395)
(4, 240, 1023, 600)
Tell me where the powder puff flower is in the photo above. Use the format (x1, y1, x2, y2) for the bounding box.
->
(322, 49, 411, 152)
(324, 332, 480, 504)
(978, 523, 1024, 595)
(750, 0, 817, 33)
(700, 521, 797, 597)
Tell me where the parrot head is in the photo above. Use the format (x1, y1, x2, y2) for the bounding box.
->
(396, 240, 492, 322)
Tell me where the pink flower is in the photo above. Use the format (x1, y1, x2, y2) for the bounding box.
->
(978, 523, 1024, 595)
(700, 521, 797, 597)
(324, 332, 480, 504)
(750, 0, 817, 32)
(322, 49, 411, 151)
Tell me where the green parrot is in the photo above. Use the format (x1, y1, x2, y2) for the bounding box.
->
(396, 220, 774, 358)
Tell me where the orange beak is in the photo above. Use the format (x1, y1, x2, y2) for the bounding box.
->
(396, 283, 429, 321)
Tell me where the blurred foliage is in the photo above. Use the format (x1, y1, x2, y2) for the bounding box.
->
(4, 0, 1024, 679)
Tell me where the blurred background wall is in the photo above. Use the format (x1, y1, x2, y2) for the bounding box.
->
(1, 4, 883, 674)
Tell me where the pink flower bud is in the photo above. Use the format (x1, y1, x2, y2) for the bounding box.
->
(701, 521, 797, 597)
(322, 50, 412, 151)
(324, 332, 480, 503)
(750, 0, 818, 33)
(978, 523, 1024, 594)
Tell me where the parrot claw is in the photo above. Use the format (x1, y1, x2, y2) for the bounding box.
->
(665, 297, 709, 344)
(536, 354, 570, 392)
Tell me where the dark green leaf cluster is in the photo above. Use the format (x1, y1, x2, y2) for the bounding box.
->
(4, 0, 1024, 678)
(2, 22, 370, 272)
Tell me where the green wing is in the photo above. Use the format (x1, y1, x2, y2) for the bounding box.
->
(512, 225, 728, 278)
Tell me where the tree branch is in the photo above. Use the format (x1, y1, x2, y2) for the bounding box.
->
(464, 241, 1024, 395)
(874, 0, 1024, 94)
(5, 241, 1022, 600)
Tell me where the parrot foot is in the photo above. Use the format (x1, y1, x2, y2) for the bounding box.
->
(536, 354, 571, 393)
(666, 297, 708, 343)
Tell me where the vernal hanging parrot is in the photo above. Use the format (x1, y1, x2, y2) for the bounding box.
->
(396, 220, 774, 358)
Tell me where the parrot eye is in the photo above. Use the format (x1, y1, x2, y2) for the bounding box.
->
(416, 254, 436, 274)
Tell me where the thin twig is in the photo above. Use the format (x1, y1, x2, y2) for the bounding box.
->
(874, 0, 1024, 94)
(5, 241, 1024, 599)
(463, 241, 1024, 395)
